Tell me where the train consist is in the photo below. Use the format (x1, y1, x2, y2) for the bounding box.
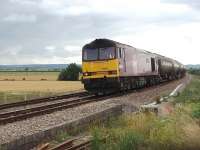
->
(81, 39, 186, 94)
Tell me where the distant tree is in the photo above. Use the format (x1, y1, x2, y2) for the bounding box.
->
(58, 63, 82, 81)
(53, 68, 60, 72)
(24, 67, 29, 71)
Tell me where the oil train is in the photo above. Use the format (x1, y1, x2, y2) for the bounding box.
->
(81, 39, 186, 94)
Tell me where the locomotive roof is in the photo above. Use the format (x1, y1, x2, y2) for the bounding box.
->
(83, 39, 153, 54)
(83, 39, 183, 66)
(83, 39, 116, 49)
(83, 39, 157, 56)
(83, 38, 140, 49)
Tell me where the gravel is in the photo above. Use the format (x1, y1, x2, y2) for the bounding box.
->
(0, 75, 190, 145)
(0, 101, 117, 144)
(113, 75, 190, 112)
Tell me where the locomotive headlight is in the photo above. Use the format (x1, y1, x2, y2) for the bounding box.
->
(119, 64, 123, 69)
(83, 72, 88, 76)
(83, 72, 93, 76)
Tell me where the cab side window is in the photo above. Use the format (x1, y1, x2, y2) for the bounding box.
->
(151, 58, 155, 72)
(118, 47, 123, 58)
(122, 48, 125, 58)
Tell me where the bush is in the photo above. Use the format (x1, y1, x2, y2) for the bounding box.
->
(58, 63, 81, 81)
(188, 68, 200, 76)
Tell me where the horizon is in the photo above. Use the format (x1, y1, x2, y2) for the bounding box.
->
(0, 63, 200, 66)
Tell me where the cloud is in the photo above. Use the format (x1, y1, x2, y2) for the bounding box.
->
(3, 14, 37, 23)
(10, 0, 40, 6)
(0, 0, 199, 64)
(161, 0, 200, 9)
(45, 45, 56, 51)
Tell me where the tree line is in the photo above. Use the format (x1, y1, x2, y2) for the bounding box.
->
(188, 68, 200, 76)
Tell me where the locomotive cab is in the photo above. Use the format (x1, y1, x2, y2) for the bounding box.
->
(82, 39, 120, 94)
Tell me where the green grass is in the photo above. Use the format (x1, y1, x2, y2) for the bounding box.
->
(90, 112, 189, 150)
(54, 131, 70, 143)
(90, 75, 200, 150)
(175, 75, 200, 119)
(192, 103, 200, 119)
(175, 75, 200, 103)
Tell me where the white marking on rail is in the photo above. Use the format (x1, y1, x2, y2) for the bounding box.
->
(169, 83, 183, 97)
(140, 83, 184, 113)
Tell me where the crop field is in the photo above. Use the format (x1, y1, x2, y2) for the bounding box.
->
(0, 71, 60, 81)
(0, 71, 84, 104)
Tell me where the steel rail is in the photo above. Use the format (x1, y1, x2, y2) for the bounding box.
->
(66, 140, 91, 150)
(0, 91, 89, 110)
(50, 139, 91, 150)
(0, 79, 180, 125)
(0, 95, 93, 119)
(0, 77, 176, 111)
(48, 138, 76, 150)
(0, 94, 113, 125)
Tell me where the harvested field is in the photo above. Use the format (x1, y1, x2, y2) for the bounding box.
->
(0, 81, 84, 104)
(0, 81, 83, 92)
(0, 71, 83, 104)
(0, 72, 59, 81)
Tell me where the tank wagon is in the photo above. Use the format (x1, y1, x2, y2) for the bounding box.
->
(81, 39, 185, 94)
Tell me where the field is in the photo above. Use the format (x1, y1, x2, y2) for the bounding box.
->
(0, 72, 84, 104)
(0, 71, 60, 81)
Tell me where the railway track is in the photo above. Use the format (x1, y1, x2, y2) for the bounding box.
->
(50, 138, 91, 150)
(0, 91, 89, 111)
(0, 93, 121, 125)
(0, 79, 180, 125)
(38, 137, 91, 150)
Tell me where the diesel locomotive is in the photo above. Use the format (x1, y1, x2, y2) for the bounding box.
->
(81, 39, 185, 94)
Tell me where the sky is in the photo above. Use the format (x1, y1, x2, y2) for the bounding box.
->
(0, 0, 199, 65)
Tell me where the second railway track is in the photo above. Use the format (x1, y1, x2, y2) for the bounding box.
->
(0, 91, 90, 111)
(0, 93, 121, 125)
(0, 79, 181, 126)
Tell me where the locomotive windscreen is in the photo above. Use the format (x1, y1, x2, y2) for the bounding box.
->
(99, 47, 115, 60)
(83, 48, 98, 61)
(83, 47, 115, 61)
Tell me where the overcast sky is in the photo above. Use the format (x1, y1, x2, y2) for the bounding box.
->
(0, 0, 199, 65)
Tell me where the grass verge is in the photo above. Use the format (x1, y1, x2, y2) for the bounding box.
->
(90, 75, 200, 150)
